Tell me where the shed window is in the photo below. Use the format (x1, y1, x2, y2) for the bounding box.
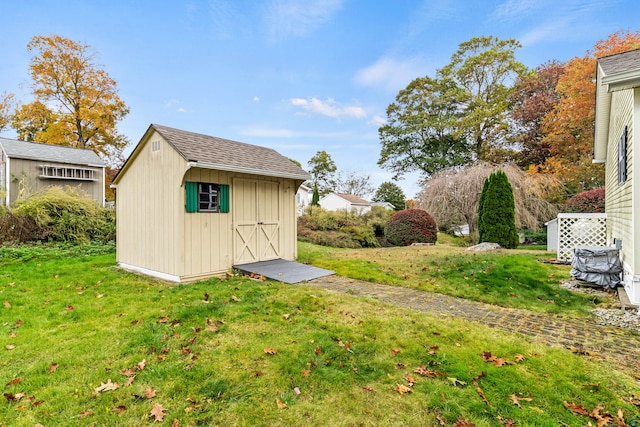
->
(618, 126, 628, 185)
(39, 165, 95, 181)
(185, 182, 229, 213)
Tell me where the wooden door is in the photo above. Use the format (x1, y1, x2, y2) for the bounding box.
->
(233, 179, 281, 264)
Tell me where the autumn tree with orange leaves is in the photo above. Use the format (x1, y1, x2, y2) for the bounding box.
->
(12, 35, 129, 163)
(0, 91, 14, 132)
(538, 30, 640, 196)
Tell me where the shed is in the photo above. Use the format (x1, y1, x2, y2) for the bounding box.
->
(593, 48, 640, 305)
(112, 124, 310, 282)
(319, 193, 372, 215)
(0, 137, 105, 206)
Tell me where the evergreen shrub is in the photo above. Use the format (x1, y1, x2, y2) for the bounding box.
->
(383, 209, 437, 246)
(477, 170, 518, 249)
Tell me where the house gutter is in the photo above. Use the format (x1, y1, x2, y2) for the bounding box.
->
(186, 161, 310, 181)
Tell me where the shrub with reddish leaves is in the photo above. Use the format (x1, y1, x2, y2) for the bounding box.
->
(564, 188, 605, 213)
(383, 209, 437, 246)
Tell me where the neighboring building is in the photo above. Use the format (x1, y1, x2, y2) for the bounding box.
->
(319, 193, 372, 215)
(371, 201, 395, 210)
(593, 48, 640, 305)
(0, 137, 105, 206)
(296, 183, 311, 216)
(112, 124, 310, 283)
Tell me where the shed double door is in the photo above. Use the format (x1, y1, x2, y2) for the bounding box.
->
(233, 179, 281, 265)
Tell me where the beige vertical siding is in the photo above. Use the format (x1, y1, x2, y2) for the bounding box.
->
(116, 129, 302, 282)
(605, 89, 634, 270)
(116, 131, 188, 278)
(7, 158, 104, 205)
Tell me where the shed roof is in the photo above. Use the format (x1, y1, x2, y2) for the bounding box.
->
(0, 137, 105, 167)
(598, 48, 640, 76)
(145, 124, 309, 180)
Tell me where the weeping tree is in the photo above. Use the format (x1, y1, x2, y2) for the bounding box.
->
(417, 162, 559, 235)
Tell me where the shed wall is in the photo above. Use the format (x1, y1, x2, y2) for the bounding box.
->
(116, 132, 187, 279)
(7, 158, 104, 205)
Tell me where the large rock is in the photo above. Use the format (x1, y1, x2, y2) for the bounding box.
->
(467, 242, 502, 252)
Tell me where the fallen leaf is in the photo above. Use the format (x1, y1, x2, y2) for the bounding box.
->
(362, 385, 375, 392)
(453, 417, 476, 427)
(448, 377, 466, 387)
(264, 348, 277, 355)
(48, 364, 59, 373)
(230, 295, 240, 302)
(293, 387, 301, 395)
(121, 368, 135, 377)
(6, 377, 23, 386)
(514, 354, 526, 363)
(414, 366, 446, 378)
(79, 409, 94, 418)
(145, 388, 157, 399)
(404, 375, 417, 386)
(136, 359, 146, 371)
(4, 392, 25, 401)
(150, 403, 167, 422)
(435, 413, 446, 426)
(301, 369, 310, 377)
(205, 324, 219, 332)
(396, 384, 413, 395)
(391, 348, 401, 356)
(95, 379, 120, 393)
(283, 313, 290, 320)
(3, 301, 10, 308)
(276, 399, 288, 409)
(172, 418, 180, 427)
(476, 387, 490, 406)
(124, 375, 136, 387)
(510, 394, 533, 407)
(5, 345, 15, 350)
(314, 345, 322, 355)
(113, 405, 126, 414)
(65, 305, 74, 311)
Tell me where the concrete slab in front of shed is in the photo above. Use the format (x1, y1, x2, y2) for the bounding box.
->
(233, 259, 334, 284)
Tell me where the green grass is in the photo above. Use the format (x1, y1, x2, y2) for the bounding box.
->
(297, 241, 611, 316)
(1, 244, 639, 426)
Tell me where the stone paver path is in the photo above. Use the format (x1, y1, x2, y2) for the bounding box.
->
(304, 276, 640, 373)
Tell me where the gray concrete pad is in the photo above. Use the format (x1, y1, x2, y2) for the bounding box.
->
(233, 259, 334, 284)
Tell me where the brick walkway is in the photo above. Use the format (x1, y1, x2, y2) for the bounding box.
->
(304, 275, 640, 373)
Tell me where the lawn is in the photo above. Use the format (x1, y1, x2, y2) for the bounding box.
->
(297, 240, 613, 316)
(1, 243, 639, 426)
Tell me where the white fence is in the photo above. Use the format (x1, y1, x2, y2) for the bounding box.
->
(555, 213, 607, 262)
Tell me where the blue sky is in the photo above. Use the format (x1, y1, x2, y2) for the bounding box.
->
(1, 0, 639, 198)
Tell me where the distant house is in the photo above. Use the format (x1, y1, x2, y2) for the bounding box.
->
(371, 201, 395, 210)
(319, 193, 372, 215)
(112, 124, 310, 283)
(296, 183, 311, 216)
(593, 48, 640, 305)
(0, 137, 105, 206)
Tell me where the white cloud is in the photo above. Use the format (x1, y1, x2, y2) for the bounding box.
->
(177, 107, 187, 113)
(265, 0, 344, 40)
(492, 0, 542, 21)
(163, 99, 180, 108)
(354, 57, 429, 92)
(368, 115, 386, 127)
(253, 96, 261, 102)
(290, 97, 366, 119)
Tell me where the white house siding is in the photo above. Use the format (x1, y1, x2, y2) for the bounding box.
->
(605, 89, 636, 300)
(116, 132, 187, 280)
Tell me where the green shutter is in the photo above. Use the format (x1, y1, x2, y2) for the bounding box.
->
(219, 184, 230, 213)
(185, 182, 198, 213)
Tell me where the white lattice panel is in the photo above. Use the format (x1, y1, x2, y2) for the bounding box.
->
(557, 213, 607, 262)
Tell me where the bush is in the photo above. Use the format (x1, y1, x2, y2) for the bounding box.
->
(383, 209, 437, 246)
(477, 170, 518, 249)
(297, 207, 380, 248)
(11, 186, 115, 244)
(564, 188, 605, 213)
(0, 206, 45, 244)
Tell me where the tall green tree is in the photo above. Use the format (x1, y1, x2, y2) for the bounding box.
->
(439, 36, 527, 162)
(477, 170, 518, 248)
(307, 150, 337, 196)
(372, 182, 405, 210)
(12, 35, 129, 163)
(378, 76, 469, 179)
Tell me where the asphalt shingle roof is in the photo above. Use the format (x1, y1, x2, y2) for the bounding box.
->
(598, 48, 640, 76)
(151, 124, 310, 180)
(335, 193, 370, 204)
(0, 137, 105, 167)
